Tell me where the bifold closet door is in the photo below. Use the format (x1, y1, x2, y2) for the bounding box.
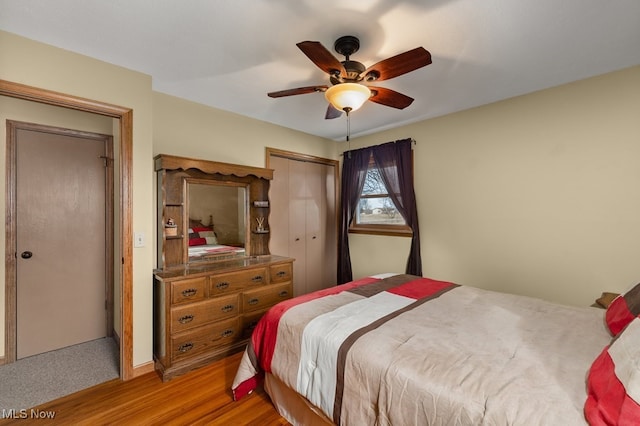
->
(303, 161, 323, 294)
(304, 161, 337, 294)
(268, 154, 337, 297)
(288, 159, 308, 295)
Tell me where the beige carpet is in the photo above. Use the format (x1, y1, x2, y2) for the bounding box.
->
(0, 337, 119, 411)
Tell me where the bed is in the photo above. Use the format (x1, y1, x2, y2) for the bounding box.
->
(232, 273, 640, 425)
(187, 217, 245, 261)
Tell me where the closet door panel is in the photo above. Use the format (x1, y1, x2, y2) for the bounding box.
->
(289, 159, 307, 296)
(305, 162, 324, 294)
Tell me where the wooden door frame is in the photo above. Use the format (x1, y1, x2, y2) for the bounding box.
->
(1, 80, 134, 380)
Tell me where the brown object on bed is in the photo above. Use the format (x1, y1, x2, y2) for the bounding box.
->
(595, 292, 620, 308)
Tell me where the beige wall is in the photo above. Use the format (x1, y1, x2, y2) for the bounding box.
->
(348, 66, 640, 307)
(152, 92, 336, 165)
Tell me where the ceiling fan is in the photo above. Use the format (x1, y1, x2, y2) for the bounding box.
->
(268, 35, 432, 119)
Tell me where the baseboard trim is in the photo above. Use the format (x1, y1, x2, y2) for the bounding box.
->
(0, 355, 5, 366)
(132, 361, 155, 378)
(112, 329, 121, 348)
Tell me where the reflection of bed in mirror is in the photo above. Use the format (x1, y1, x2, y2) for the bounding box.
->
(187, 180, 248, 262)
(187, 215, 246, 261)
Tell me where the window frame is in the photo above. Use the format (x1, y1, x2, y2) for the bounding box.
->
(348, 152, 414, 237)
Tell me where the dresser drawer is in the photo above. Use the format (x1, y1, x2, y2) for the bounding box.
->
(241, 309, 268, 339)
(170, 293, 239, 333)
(270, 262, 293, 283)
(171, 317, 240, 362)
(242, 282, 292, 313)
(171, 277, 207, 305)
(209, 267, 268, 296)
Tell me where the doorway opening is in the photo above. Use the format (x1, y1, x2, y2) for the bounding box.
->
(1, 80, 134, 380)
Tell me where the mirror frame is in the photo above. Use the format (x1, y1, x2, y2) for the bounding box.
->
(155, 154, 273, 269)
(183, 177, 250, 264)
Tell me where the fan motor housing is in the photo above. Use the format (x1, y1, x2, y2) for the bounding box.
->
(334, 35, 360, 57)
(331, 59, 366, 84)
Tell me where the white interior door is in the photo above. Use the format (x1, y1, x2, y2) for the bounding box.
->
(16, 128, 107, 359)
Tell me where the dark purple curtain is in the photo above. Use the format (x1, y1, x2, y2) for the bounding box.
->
(338, 138, 422, 283)
(371, 138, 422, 276)
(337, 148, 371, 283)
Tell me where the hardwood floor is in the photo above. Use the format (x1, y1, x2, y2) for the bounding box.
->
(0, 352, 290, 425)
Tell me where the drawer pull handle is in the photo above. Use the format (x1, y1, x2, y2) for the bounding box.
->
(276, 271, 287, 277)
(178, 315, 194, 324)
(181, 288, 197, 298)
(248, 298, 259, 305)
(221, 329, 234, 338)
(246, 321, 259, 331)
(215, 281, 230, 290)
(221, 304, 235, 313)
(251, 275, 263, 282)
(178, 342, 193, 353)
(279, 290, 289, 298)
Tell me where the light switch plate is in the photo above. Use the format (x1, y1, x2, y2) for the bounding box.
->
(134, 232, 145, 248)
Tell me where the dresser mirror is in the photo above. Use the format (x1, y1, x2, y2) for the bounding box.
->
(156, 154, 273, 269)
(186, 179, 248, 262)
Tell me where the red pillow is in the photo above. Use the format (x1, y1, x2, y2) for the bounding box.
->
(605, 283, 640, 336)
(189, 237, 206, 246)
(585, 318, 640, 425)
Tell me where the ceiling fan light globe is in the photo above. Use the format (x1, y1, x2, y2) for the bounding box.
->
(325, 83, 371, 112)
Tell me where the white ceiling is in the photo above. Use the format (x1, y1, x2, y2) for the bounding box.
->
(1, 0, 639, 141)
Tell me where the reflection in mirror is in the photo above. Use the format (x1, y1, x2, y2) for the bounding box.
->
(187, 181, 247, 262)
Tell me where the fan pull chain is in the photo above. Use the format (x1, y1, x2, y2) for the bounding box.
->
(345, 107, 352, 149)
(346, 111, 350, 142)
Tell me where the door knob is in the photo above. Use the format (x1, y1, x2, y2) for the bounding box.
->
(21, 251, 33, 259)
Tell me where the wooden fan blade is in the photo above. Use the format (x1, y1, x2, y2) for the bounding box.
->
(297, 41, 347, 78)
(325, 104, 343, 119)
(360, 47, 432, 82)
(268, 85, 328, 98)
(368, 87, 415, 109)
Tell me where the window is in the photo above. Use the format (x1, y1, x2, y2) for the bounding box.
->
(339, 138, 421, 282)
(349, 154, 413, 236)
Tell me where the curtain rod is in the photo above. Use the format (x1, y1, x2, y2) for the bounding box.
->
(339, 138, 416, 156)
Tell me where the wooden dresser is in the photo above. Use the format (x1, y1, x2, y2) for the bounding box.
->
(153, 255, 293, 381)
